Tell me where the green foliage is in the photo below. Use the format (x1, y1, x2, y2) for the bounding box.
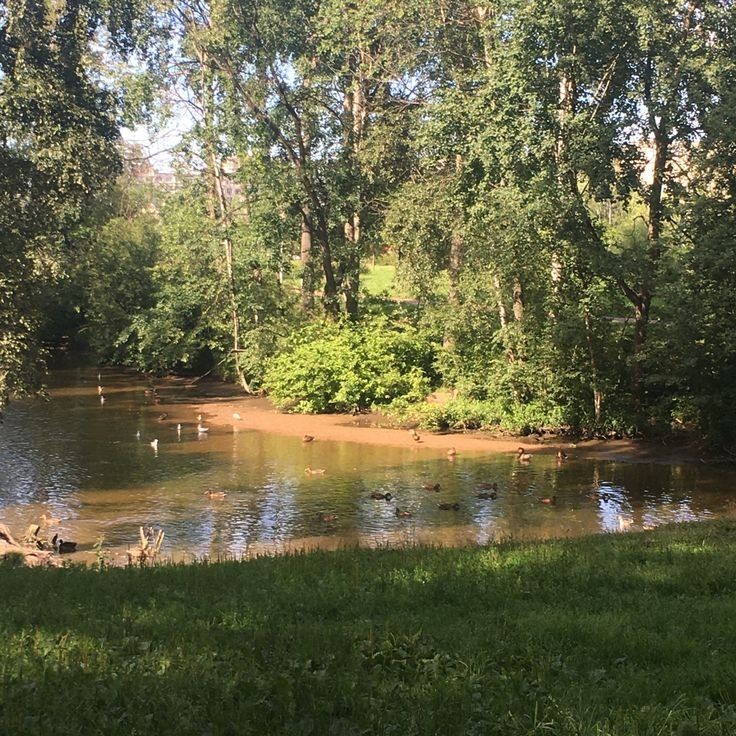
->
(264, 317, 436, 413)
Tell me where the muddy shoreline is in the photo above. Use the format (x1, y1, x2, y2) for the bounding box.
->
(188, 392, 703, 465)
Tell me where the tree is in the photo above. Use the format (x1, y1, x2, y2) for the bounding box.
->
(0, 0, 143, 409)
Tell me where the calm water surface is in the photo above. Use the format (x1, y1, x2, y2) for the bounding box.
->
(2, 365, 735, 563)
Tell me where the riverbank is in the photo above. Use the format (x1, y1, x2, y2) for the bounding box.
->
(191, 392, 702, 465)
(3, 520, 736, 735)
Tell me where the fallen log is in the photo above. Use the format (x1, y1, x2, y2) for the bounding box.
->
(0, 523, 60, 567)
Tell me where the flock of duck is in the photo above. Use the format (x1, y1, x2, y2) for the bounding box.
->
(302, 434, 568, 524)
(92, 374, 571, 533)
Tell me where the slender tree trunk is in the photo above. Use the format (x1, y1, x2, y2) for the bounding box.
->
(300, 209, 314, 310)
(197, 43, 250, 392)
(512, 277, 524, 324)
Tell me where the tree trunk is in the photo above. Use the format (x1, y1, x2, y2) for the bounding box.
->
(300, 209, 314, 311)
(197, 43, 250, 392)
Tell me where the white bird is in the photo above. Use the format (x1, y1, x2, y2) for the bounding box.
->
(232, 412, 242, 421)
(100, 395, 105, 405)
(97, 385, 103, 395)
(150, 438, 159, 449)
(136, 430, 141, 440)
(198, 423, 209, 434)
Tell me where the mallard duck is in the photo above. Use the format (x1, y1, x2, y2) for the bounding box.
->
(370, 492, 393, 501)
(315, 512, 337, 523)
(52, 534, 77, 553)
(438, 502, 460, 511)
(204, 490, 227, 500)
(517, 447, 532, 462)
(422, 483, 441, 491)
(395, 507, 413, 518)
(303, 434, 315, 443)
(476, 491, 497, 500)
(305, 466, 326, 475)
(447, 447, 457, 459)
(539, 495, 557, 505)
(476, 481, 497, 491)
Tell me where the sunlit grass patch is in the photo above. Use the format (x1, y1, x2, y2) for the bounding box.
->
(3, 522, 736, 734)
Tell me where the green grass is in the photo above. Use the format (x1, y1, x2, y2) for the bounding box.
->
(4, 522, 736, 734)
(360, 263, 401, 296)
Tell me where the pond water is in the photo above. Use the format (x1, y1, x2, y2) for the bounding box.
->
(1, 364, 735, 563)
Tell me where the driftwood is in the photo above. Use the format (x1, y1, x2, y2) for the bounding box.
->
(127, 526, 165, 567)
(0, 523, 59, 567)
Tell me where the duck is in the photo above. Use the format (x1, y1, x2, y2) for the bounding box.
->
(476, 481, 498, 491)
(100, 395, 105, 405)
(97, 385, 104, 395)
(51, 534, 77, 553)
(135, 430, 141, 440)
(411, 429, 422, 443)
(370, 492, 393, 501)
(556, 450, 568, 462)
(438, 502, 460, 511)
(197, 423, 209, 434)
(476, 491, 497, 500)
(447, 447, 457, 459)
(517, 447, 532, 462)
(305, 466, 326, 475)
(157, 412, 168, 422)
(150, 438, 159, 450)
(42, 513, 62, 525)
(315, 512, 337, 523)
(395, 507, 413, 518)
(204, 490, 227, 500)
(233, 412, 242, 421)
(422, 483, 441, 492)
(303, 434, 315, 443)
(539, 495, 557, 505)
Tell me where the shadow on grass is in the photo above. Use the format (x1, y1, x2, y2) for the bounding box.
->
(3, 521, 736, 735)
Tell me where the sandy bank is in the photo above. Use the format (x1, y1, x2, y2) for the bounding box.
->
(190, 394, 700, 464)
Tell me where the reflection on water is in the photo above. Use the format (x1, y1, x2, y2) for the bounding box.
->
(1, 365, 735, 563)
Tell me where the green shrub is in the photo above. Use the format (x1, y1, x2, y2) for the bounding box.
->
(263, 317, 436, 413)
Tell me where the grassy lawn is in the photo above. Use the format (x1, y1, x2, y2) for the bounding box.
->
(3, 522, 736, 735)
(360, 263, 399, 296)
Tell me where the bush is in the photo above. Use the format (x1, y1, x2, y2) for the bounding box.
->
(263, 317, 436, 413)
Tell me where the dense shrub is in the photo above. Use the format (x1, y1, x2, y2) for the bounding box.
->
(263, 317, 436, 413)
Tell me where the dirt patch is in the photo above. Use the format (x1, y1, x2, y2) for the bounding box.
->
(185, 391, 703, 465)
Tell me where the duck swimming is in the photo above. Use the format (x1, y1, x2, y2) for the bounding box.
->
(305, 466, 326, 475)
(370, 492, 393, 501)
(438, 502, 460, 511)
(517, 447, 532, 462)
(204, 490, 227, 500)
(422, 483, 441, 491)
